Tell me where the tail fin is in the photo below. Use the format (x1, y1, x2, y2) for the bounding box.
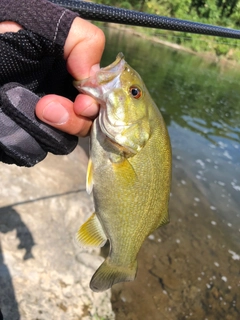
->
(90, 258, 137, 292)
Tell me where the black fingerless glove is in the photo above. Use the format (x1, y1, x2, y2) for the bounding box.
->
(0, 83, 78, 166)
(0, 0, 80, 167)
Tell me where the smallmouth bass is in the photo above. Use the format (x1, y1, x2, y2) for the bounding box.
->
(74, 53, 171, 292)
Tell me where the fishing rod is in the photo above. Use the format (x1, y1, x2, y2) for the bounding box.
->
(49, 0, 240, 40)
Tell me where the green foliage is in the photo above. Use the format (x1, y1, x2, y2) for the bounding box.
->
(214, 44, 230, 56)
(119, 1, 133, 9)
(94, 0, 240, 59)
(92, 315, 110, 320)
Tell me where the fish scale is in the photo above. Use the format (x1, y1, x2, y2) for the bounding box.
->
(74, 53, 171, 292)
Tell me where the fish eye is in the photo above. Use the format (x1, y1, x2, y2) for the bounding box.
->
(130, 86, 142, 99)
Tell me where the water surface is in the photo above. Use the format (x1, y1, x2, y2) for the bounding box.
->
(99, 25, 240, 320)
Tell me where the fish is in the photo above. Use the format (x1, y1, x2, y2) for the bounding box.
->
(74, 53, 171, 292)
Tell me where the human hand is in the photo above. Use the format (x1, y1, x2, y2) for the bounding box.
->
(35, 17, 105, 137)
(0, 0, 105, 166)
(0, 18, 105, 137)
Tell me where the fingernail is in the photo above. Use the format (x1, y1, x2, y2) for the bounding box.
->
(42, 102, 69, 124)
(90, 64, 100, 77)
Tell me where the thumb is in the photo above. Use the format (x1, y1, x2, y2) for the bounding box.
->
(64, 17, 105, 80)
(35, 94, 95, 136)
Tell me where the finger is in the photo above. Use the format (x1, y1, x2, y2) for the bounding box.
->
(0, 21, 22, 33)
(35, 95, 93, 136)
(64, 17, 105, 80)
(73, 94, 99, 119)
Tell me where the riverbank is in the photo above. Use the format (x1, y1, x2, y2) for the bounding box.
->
(96, 22, 240, 69)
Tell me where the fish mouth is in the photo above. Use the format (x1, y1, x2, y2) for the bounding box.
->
(73, 53, 126, 98)
(98, 52, 125, 77)
(74, 53, 133, 149)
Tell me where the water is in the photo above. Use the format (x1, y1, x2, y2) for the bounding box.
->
(99, 25, 240, 319)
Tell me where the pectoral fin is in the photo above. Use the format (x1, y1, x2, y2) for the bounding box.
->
(86, 158, 93, 194)
(76, 213, 107, 248)
(112, 158, 137, 185)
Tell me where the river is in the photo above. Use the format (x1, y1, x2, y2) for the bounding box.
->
(99, 25, 240, 320)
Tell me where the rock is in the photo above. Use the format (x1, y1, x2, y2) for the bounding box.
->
(0, 141, 114, 320)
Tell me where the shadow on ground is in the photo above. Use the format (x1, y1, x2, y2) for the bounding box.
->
(0, 205, 34, 319)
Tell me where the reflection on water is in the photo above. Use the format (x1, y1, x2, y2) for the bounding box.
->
(99, 25, 240, 319)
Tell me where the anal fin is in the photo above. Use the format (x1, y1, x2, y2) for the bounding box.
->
(158, 211, 170, 228)
(76, 213, 107, 248)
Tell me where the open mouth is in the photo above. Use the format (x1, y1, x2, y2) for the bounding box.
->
(75, 53, 126, 98)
